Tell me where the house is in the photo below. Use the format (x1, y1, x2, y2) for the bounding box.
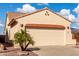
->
(5, 7, 76, 47)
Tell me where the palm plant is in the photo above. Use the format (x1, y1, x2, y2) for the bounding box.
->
(14, 27, 34, 51)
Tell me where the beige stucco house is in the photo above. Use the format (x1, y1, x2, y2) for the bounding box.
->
(5, 7, 76, 47)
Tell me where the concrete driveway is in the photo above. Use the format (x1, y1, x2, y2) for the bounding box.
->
(32, 45, 79, 56)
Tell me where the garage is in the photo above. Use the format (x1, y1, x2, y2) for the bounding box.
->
(7, 8, 75, 47)
(26, 24, 65, 46)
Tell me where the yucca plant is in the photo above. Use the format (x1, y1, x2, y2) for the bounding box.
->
(14, 27, 34, 51)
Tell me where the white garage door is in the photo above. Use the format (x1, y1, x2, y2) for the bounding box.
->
(27, 29, 65, 46)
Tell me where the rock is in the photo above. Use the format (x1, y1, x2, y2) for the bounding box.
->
(0, 44, 4, 51)
(18, 51, 29, 56)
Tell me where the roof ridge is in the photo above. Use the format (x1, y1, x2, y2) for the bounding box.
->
(14, 7, 49, 19)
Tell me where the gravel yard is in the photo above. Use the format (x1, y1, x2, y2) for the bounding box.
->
(0, 47, 38, 56)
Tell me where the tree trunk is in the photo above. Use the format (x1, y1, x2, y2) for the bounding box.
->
(19, 42, 30, 51)
(19, 44, 25, 51)
(20, 45, 23, 51)
(24, 42, 30, 50)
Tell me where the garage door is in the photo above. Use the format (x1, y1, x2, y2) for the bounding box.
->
(27, 29, 65, 46)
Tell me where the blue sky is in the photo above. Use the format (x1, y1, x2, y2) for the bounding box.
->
(0, 3, 79, 34)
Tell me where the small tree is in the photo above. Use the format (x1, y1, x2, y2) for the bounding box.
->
(14, 27, 34, 51)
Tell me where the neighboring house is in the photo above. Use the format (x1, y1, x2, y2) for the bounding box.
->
(5, 7, 76, 47)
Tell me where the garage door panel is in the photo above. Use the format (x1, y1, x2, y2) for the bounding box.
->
(27, 29, 65, 46)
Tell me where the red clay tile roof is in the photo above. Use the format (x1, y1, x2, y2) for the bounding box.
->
(7, 12, 26, 21)
(25, 24, 65, 29)
(7, 12, 26, 26)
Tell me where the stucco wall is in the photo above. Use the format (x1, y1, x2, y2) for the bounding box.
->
(65, 27, 76, 44)
(16, 10, 70, 26)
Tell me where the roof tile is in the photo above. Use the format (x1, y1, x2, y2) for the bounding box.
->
(25, 24, 65, 29)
